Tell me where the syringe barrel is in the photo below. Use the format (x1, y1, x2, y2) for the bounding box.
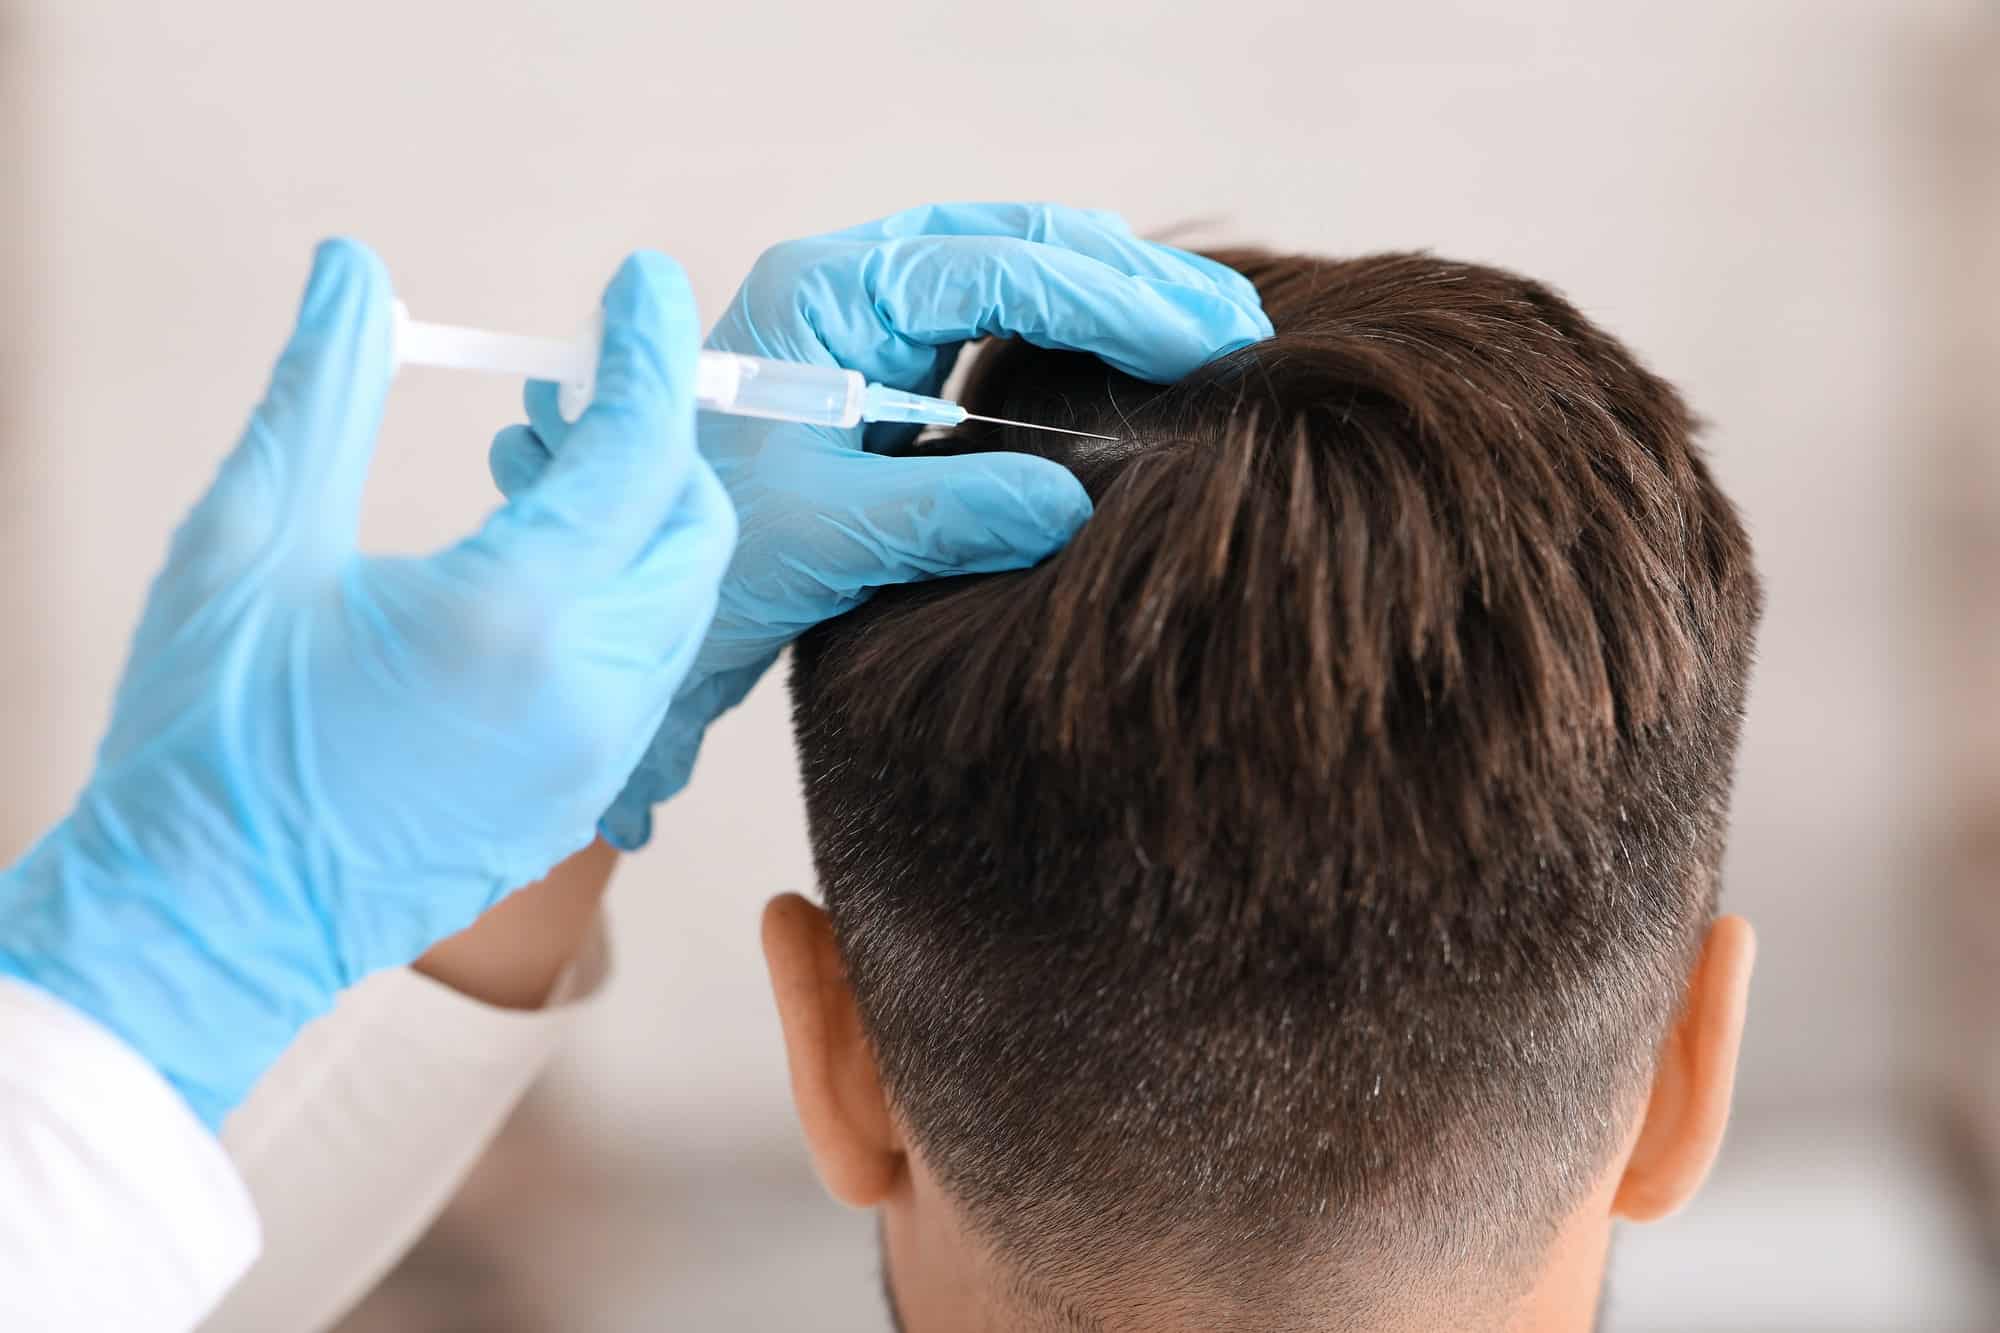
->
(697, 352, 865, 429)
(393, 303, 869, 429)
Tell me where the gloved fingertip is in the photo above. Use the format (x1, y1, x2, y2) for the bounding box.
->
(605, 249, 695, 318)
(1215, 332, 1269, 359)
(1123, 279, 1273, 376)
(598, 806, 650, 853)
(1176, 279, 1273, 344)
(1235, 275, 1270, 320)
(488, 424, 552, 498)
(602, 251, 699, 370)
(1005, 455, 1095, 546)
(523, 378, 570, 446)
(244, 237, 396, 552)
(298, 237, 391, 332)
(1216, 274, 1270, 325)
(593, 250, 700, 418)
(929, 452, 1095, 564)
(1142, 235, 1266, 314)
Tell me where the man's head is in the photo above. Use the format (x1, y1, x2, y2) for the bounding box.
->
(767, 250, 1763, 1331)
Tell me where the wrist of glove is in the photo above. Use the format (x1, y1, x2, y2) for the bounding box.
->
(0, 803, 351, 1127)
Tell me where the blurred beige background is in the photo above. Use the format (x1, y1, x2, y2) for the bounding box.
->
(3, 1, 1997, 1328)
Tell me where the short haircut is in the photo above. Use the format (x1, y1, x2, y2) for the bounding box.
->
(789, 250, 1762, 1326)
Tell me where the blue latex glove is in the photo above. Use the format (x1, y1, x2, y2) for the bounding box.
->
(492, 202, 1273, 848)
(0, 240, 735, 1128)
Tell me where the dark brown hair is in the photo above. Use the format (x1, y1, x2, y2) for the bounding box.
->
(790, 250, 1762, 1324)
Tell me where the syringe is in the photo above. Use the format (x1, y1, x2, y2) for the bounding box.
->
(391, 304, 1117, 441)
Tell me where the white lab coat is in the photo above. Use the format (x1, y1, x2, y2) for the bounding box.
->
(0, 927, 604, 1332)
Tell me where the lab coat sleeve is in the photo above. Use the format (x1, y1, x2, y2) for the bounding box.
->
(0, 977, 261, 1333)
(197, 918, 609, 1333)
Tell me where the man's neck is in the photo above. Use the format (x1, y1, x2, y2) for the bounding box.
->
(880, 1169, 1619, 1333)
(1503, 1209, 1616, 1333)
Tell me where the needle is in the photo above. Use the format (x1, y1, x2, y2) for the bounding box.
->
(959, 413, 1121, 443)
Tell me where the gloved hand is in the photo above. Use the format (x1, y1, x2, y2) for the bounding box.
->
(0, 240, 736, 1128)
(492, 202, 1273, 848)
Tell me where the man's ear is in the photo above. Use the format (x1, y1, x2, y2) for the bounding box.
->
(1613, 914, 1757, 1222)
(761, 892, 903, 1208)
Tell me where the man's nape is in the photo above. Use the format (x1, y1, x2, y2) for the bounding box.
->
(774, 250, 1765, 1331)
